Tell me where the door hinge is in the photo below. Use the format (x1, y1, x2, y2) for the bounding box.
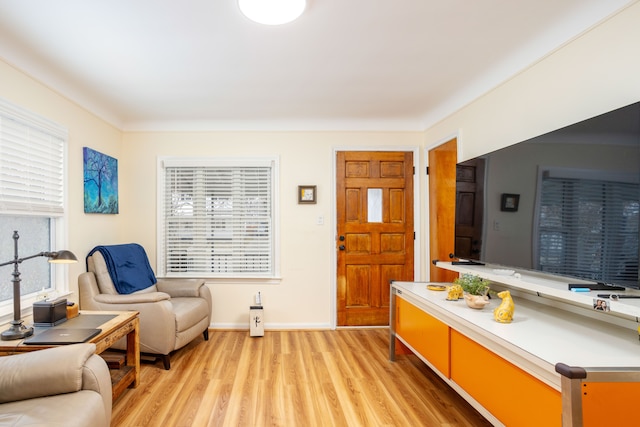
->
(426, 166, 429, 175)
(413, 166, 415, 175)
(414, 232, 416, 240)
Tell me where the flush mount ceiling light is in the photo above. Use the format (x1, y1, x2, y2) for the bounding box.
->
(238, 0, 306, 25)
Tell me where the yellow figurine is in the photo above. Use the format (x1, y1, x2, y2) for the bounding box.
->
(446, 284, 463, 301)
(494, 290, 515, 323)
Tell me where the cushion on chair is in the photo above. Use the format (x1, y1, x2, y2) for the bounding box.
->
(0, 344, 111, 427)
(0, 391, 108, 427)
(87, 244, 157, 294)
(0, 344, 97, 404)
(89, 252, 160, 295)
(87, 252, 118, 295)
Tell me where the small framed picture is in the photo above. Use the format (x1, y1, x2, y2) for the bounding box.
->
(298, 185, 317, 204)
(501, 193, 520, 212)
(593, 298, 610, 312)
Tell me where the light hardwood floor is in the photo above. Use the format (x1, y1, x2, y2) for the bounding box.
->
(111, 329, 492, 427)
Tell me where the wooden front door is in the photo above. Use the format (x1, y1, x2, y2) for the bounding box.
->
(336, 151, 414, 326)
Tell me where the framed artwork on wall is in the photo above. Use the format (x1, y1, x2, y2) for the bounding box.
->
(298, 185, 316, 204)
(500, 193, 520, 212)
(83, 147, 119, 214)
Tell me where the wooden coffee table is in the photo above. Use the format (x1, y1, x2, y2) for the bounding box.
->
(0, 310, 139, 401)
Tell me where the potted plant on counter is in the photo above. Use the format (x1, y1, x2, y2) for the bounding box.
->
(454, 274, 491, 309)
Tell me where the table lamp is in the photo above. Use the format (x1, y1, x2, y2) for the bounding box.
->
(0, 230, 77, 341)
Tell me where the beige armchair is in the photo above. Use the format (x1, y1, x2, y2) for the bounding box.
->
(79, 248, 212, 369)
(0, 343, 111, 427)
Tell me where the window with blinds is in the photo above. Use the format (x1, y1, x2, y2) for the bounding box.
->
(535, 168, 639, 287)
(159, 158, 278, 278)
(0, 101, 65, 215)
(0, 97, 68, 306)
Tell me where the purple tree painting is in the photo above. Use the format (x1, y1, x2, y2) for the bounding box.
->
(83, 147, 119, 214)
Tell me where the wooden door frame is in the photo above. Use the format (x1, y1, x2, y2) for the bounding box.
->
(331, 146, 420, 329)
(424, 133, 461, 282)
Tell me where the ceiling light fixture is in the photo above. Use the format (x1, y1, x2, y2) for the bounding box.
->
(238, 0, 306, 25)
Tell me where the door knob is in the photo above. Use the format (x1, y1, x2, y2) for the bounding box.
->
(339, 235, 345, 241)
(339, 245, 345, 251)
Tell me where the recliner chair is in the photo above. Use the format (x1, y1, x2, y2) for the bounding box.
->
(78, 244, 212, 369)
(0, 343, 112, 427)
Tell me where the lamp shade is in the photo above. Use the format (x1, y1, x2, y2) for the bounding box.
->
(48, 250, 78, 264)
(238, 0, 306, 25)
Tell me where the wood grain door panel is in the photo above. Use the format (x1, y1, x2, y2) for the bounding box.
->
(428, 140, 459, 283)
(337, 151, 414, 326)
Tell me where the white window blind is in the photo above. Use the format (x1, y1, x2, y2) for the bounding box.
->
(159, 158, 277, 278)
(0, 100, 66, 215)
(535, 169, 639, 287)
(0, 98, 68, 309)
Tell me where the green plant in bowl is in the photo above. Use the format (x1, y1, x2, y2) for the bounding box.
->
(454, 274, 490, 296)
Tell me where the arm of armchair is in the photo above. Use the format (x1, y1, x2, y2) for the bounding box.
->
(156, 278, 212, 321)
(156, 278, 206, 298)
(94, 291, 171, 304)
(0, 343, 108, 404)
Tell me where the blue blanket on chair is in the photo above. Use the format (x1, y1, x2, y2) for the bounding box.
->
(87, 244, 157, 294)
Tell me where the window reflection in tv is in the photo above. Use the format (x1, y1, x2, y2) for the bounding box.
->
(455, 101, 640, 289)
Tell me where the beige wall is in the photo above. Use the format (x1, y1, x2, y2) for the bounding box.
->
(424, 2, 640, 161)
(0, 56, 422, 328)
(1, 2, 639, 329)
(421, 4, 640, 285)
(0, 58, 123, 299)
(121, 131, 422, 328)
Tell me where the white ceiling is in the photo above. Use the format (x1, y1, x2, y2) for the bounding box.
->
(0, 0, 634, 131)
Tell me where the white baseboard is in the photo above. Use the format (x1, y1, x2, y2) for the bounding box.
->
(210, 322, 332, 330)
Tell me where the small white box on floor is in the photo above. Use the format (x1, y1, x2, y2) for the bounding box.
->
(250, 305, 264, 337)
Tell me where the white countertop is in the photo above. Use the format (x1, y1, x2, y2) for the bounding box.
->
(392, 281, 640, 388)
(435, 262, 640, 319)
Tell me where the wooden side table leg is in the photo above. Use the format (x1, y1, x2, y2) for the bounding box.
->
(127, 317, 140, 388)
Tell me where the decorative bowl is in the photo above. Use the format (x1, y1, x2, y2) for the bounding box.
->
(464, 294, 490, 309)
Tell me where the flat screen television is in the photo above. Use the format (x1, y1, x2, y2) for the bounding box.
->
(454, 101, 640, 289)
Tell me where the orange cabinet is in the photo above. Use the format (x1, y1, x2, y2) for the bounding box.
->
(450, 330, 561, 427)
(395, 297, 450, 377)
(392, 283, 640, 427)
(582, 382, 640, 427)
